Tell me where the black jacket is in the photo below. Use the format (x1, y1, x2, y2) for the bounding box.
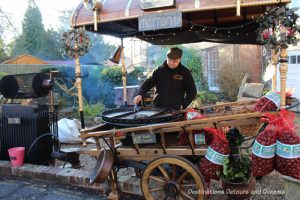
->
(138, 61, 197, 110)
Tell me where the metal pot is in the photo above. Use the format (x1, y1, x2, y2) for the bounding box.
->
(221, 176, 256, 200)
(89, 149, 114, 184)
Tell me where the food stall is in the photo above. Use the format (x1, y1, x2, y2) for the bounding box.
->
(65, 0, 300, 199)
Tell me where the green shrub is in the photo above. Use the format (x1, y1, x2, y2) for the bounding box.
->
(40, 67, 58, 73)
(196, 91, 219, 105)
(83, 102, 105, 117)
(0, 71, 7, 79)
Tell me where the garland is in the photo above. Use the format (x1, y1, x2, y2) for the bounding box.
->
(257, 5, 300, 49)
(62, 27, 90, 58)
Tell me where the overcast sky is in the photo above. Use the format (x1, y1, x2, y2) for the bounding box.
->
(1, 0, 82, 30)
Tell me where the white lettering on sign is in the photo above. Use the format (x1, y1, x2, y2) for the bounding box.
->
(138, 11, 182, 31)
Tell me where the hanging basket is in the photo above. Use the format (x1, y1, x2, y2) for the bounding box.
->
(62, 27, 90, 58)
(257, 6, 300, 49)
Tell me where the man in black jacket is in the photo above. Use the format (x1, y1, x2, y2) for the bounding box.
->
(133, 47, 197, 110)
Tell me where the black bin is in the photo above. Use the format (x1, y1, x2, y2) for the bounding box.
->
(0, 104, 52, 164)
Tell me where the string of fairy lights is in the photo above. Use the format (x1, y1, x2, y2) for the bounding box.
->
(83, 4, 297, 45)
(85, 15, 258, 42)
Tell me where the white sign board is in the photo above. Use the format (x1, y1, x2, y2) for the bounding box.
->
(138, 11, 182, 31)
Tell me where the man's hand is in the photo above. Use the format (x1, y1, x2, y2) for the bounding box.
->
(133, 95, 143, 105)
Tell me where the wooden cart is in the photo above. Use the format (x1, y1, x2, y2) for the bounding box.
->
(68, 0, 294, 199)
(78, 100, 266, 199)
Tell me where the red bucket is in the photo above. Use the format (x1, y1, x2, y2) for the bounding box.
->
(8, 147, 25, 167)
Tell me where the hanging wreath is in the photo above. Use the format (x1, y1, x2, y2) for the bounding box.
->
(62, 27, 90, 58)
(257, 5, 300, 49)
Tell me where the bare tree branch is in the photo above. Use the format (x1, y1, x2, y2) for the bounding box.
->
(0, 8, 19, 38)
(54, 77, 78, 97)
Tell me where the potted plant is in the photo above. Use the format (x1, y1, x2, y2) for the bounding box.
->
(219, 128, 256, 200)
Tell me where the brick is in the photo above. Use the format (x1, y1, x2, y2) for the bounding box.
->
(67, 169, 81, 185)
(17, 164, 36, 178)
(1, 160, 96, 191)
(74, 170, 90, 185)
(0, 160, 10, 166)
(0, 161, 11, 174)
(11, 166, 22, 176)
(35, 166, 53, 180)
(44, 167, 61, 181)
(56, 168, 75, 184)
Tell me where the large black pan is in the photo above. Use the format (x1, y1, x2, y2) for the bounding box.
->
(101, 106, 182, 126)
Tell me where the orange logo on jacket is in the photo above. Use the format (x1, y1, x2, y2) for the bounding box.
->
(173, 74, 183, 80)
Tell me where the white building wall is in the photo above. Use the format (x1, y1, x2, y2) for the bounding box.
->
(276, 51, 300, 98)
(281, 1, 300, 98)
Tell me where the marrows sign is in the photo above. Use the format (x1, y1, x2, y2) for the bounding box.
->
(138, 11, 182, 31)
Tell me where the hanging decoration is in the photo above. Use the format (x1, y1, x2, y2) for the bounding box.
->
(257, 5, 300, 49)
(62, 27, 90, 58)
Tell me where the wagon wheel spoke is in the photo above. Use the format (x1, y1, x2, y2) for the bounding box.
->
(171, 164, 177, 181)
(178, 194, 184, 200)
(149, 175, 167, 183)
(149, 186, 164, 192)
(164, 196, 176, 200)
(158, 165, 170, 181)
(141, 156, 206, 200)
(179, 189, 195, 200)
(176, 171, 189, 184)
(181, 183, 197, 188)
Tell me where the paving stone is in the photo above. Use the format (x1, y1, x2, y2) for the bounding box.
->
(0, 181, 23, 198)
(0, 175, 105, 200)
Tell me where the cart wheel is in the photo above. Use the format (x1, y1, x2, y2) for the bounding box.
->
(141, 155, 206, 200)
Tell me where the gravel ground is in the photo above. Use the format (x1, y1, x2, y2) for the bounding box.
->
(56, 142, 287, 200)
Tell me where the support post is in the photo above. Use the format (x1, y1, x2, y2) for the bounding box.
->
(236, 0, 241, 16)
(74, 40, 85, 129)
(279, 47, 288, 108)
(121, 39, 127, 106)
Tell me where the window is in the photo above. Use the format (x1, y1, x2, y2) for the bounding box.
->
(207, 50, 219, 91)
(290, 55, 297, 64)
(297, 55, 300, 64)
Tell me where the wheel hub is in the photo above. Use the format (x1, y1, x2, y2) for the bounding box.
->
(164, 181, 179, 197)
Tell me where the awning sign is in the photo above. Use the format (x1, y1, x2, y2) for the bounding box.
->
(140, 0, 175, 10)
(138, 11, 182, 31)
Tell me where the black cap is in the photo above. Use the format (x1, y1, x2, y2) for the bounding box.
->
(166, 47, 182, 59)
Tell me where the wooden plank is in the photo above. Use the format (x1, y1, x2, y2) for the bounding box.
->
(60, 148, 101, 156)
(216, 118, 260, 128)
(158, 122, 214, 133)
(80, 112, 264, 139)
(117, 147, 207, 161)
(73, 146, 207, 159)
(197, 100, 257, 109)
